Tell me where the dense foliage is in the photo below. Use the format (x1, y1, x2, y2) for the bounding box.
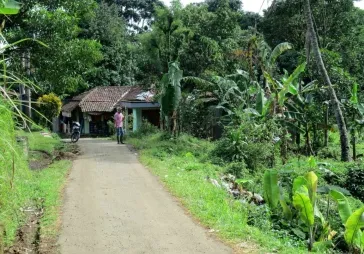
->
(1, 0, 364, 252)
(37, 93, 62, 127)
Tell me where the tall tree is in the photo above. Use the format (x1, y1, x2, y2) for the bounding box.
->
(4, 0, 103, 96)
(140, 0, 190, 75)
(102, 0, 164, 32)
(85, 2, 136, 87)
(304, 0, 350, 161)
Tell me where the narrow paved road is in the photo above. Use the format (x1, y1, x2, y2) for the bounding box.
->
(59, 139, 232, 254)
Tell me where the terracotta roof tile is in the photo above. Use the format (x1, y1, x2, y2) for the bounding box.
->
(79, 86, 133, 112)
(61, 101, 80, 113)
(61, 86, 155, 113)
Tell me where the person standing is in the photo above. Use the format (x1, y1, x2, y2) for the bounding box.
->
(114, 107, 124, 144)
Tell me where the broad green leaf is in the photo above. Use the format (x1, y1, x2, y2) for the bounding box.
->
(0, 0, 20, 15)
(280, 196, 293, 220)
(306, 171, 318, 204)
(278, 89, 286, 106)
(344, 206, 364, 249)
(168, 62, 183, 110)
(269, 42, 293, 66)
(256, 88, 267, 116)
(284, 62, 307, 89)
(315, 204, 326, 225)
(293, 186, 314, 226)
(330, 190, 352, 224)
(292, 176, 307, 194)
(288, 83, 298, 95)
(262, 98, 272, 117)
(263, 170, 279, 209)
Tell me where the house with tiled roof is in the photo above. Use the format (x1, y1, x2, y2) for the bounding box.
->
(56, 86, 160, 135)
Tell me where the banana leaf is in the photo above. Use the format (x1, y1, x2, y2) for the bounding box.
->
(263, 170, 279, 209)
(279, 193, 293, 220)
(293, 186, 314, 227)
(344, 206, 364, 249)
(292, 176, 307, 195)
(0, 0, 19, 15)
(269, 42, 293, 67)
(306, 171, 318, 204)
(330, 190, 352, 224)
(256, 87, 267, 116)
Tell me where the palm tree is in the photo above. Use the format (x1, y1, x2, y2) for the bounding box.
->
(303, 0, 350, 161)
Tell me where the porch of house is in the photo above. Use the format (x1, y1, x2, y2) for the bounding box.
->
(120, 101, 160, 135)
(56, 102, 160, 136)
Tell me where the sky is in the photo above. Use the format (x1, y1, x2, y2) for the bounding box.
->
(162, 0, 364, 13)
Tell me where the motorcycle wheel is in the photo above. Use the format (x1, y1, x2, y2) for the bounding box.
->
(71, 133, 80, 143)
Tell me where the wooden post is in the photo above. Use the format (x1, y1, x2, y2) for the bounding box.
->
(124, 107, 129, 135)
(84, 113, 90, 134)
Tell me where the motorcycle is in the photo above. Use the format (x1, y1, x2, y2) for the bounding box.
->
(71, 122, 81, 143)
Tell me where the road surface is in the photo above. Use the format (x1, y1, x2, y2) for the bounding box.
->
(59, 139, 232, 254)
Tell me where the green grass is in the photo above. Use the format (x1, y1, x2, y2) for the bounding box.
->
(20, 131, 61, 154)
(34, 160, 71, 237)
(129, 133, 307, 253)
(0, 104, 71, 249)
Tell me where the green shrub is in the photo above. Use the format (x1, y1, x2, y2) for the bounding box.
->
(345, 167, 364, 202)
(130, 120, 158, 138)
(224, 162, 248, 178)
(245, 203, 272, 232)
(212, 116, 280, 171)
(37, 93, 62, 128)
(317, 146, 339, 160)
(107, 120, 115, 135)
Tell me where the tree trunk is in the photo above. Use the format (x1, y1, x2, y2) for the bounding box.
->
(172, 110, 177, 138)
(352, 133, 356, 161)
(324, 104, 329, 147)
(303, 0, 350, 161)
(352, 114, 357, 160)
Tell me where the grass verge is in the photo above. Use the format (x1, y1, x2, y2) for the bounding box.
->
(0, 128, 72, 250)
(128, 133, 307, 254)
(35, 160, 71, 248)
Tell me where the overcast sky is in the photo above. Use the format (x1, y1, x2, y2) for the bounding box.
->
(162, 0, 364, 13)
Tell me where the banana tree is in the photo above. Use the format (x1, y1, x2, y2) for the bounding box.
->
(159, 61, 183, 136)
(246, 36, 293, 92)
(263, 169, 337, 252)
(343, 83, 364, 160)
(330, 190, 364, 253)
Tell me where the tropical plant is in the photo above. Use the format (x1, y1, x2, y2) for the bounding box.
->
(343, 83, 364, 160)
(159, 61, 183, 136)
(303, 0, 350, 162)
(263, 170, 279, 209)
(0, 0, 19, 14)
(37, 93, 62, 128)
(330, 190, 364, 253)
(263, 168, 342, 252)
